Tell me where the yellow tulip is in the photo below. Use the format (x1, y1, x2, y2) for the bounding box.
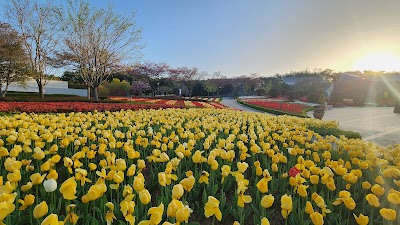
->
(134, 173, 145, 191)
(261, 217, 270, 225)
(260, 194, 274, 208)
(21, 182, 33, 192)
(379, 208, 396, 221)
(375, 176, 384, 185)
(394, 179, 400, 187)
(47, 170, 58, 180)
(326, 181, 336, 191)
(30, 173, 46, 185)
(33, 201, 48, 219)
(88, 163, 97, 171)
(310, 212, 324, 225)
(256, 177, 272, 193)
(139, 189, 151, 205)
(64, 204, 79, 225)
(172, 184, 184, 200)
(297, 184, 309, 197)
(371, 184, 385, 196)
(204, 196, 222, 221)
(310, 175, 319, 185)
(271, 163, 278, 173)
(138, 203, 164, 225)
(180, 175, 195, 192)
(199, 171, 210, 184)
(343, 197, 356, 210)
(237, 192, 252, 207)
(361, 181, 371, 189)
(167, 199, 184, 218)
(365, 194, 380, 207)
(18, 194, 35, 210)
(40, 161, 51, 172)
(137, 159, 146, 171)
(281, 194, 292, 219)
(112, 171, 124, 184)
(75, 168, 92, 186)
(105, 202, 117, 225)
(41, 213, 63, 225)
(237, 162, 248, 173)
(127, 164, 136, 177)
(192, 150, 204, 163)
(176, 205, 192, 223)
(387, 193, 400, 204)
(59, 177, 77, 200)
(353, 213, 369, 225)
(0, 201, 15, 222)
(305, 201, 314, 215)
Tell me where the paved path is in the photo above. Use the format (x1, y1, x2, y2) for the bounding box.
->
(308, 107, 400, 146)
(222, 98, 400, 146)
(221, 98, 266, 113)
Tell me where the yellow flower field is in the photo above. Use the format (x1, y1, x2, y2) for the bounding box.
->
(0, 109, 399, 225)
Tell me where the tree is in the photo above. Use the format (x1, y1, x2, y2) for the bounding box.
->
(5, 0, 58, 98)
(130, 80, 151, 96)
(126, 62, 170, 96)
(169, 67, 200, 97)
(101, 78, 130, 96)
(203, 81, 218, 96)
(56, 0, 142, 101)
(61, 71, 83, 83)
(0, 22, 30, 97)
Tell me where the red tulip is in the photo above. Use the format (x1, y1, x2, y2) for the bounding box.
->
(288, 167, 300, 177)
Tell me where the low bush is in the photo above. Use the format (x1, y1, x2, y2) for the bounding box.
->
(308, 126, 362, 139)
(237, 99, 311, 118)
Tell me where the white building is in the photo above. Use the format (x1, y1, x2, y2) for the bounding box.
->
(1, 79, 87, 96)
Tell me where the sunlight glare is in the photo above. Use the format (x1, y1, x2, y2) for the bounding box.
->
(353, 52, 400, 72)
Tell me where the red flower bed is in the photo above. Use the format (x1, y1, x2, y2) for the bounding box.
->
(244, 100, 308, 114)
(0, 102, 182, 113)
(109, 97, 226, 109)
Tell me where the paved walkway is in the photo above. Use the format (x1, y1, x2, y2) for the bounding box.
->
(222, 98, 400, 146)
(221, 98, 266, 113)
(308, 107, 400, 146)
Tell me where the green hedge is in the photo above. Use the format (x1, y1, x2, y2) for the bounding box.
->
(308, 126, 362, 139)
(237, 99, 311, 118)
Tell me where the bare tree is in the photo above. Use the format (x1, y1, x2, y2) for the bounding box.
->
(56, 0, 142, 101)
(4, 0, 58, 98)
(0, 23, 30, 97)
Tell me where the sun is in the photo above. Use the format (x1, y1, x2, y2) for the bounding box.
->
(353, 52, 400, 72)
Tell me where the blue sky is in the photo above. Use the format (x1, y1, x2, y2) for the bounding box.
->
(2, 0, 400, 77)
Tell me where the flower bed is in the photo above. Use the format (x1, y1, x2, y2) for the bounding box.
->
(0, 109, 398, 225)
(0, 101, 181, 113)
(240, 98, 311, 116)
(109, 97, 226, 109)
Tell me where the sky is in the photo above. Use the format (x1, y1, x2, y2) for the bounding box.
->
(2, 0, 400, 77)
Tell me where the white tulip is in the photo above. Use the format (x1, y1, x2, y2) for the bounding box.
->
(43, 179, 57, 192)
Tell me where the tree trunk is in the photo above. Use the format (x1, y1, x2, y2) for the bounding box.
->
(38, 83, 44, 98)
(2, 83, 10, 97)
(93, 87, 99, 101)
(0, 83, 2, 97)
(87, 86, 91, 99)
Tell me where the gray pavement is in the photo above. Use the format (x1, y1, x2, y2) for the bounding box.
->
(222, 98, 400, 146)
(308, 107, 400, 146)
(221, 98, 267, 113)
